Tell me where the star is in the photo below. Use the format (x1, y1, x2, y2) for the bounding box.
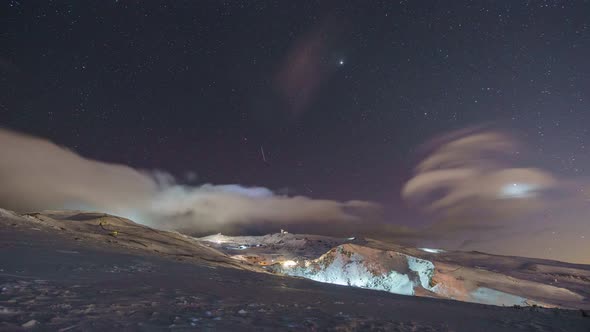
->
(338, 59, 344, 66)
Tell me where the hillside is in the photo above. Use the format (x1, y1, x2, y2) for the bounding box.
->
(1, 209, 589, 331)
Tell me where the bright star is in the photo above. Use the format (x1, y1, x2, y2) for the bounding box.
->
(338, 59, 344, 65)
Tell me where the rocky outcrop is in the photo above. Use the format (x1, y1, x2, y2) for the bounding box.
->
(272, 244, 586, 308)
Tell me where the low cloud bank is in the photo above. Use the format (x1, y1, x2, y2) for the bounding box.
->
(0, 129, 380, 234)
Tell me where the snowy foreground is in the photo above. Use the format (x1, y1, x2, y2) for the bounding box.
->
(1, 209, 589, 331)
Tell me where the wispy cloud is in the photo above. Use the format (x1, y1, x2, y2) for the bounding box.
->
(402, 128, 590, 263)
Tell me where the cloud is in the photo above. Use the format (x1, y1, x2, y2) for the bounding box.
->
(403, 131, 562, 218)
(0, 129, 157, 213)
(2, 127, 587, 263)
(402, 129, 590, 264)
(0, 129, 380, 234)
(275, 16, 344, 115)
(147, 185, 380, 234)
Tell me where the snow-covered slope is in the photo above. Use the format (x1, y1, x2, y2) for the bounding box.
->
(198, 233, 589, 309)
(269, 243, 587, 308)
(276, 245, 434, 296)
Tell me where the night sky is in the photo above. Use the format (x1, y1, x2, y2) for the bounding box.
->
(2, 1, 590, 224)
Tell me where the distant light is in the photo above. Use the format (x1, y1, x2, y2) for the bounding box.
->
(419, 248, 444, 254)
(339, 60, 344, 65)
(281, 260, 297, 268)
(205, 233, 227, 244)
(500, 183, 537, 198)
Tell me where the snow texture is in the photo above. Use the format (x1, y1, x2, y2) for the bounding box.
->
(419, 248, 445, 253)
(407, 256, 436, 290)
(281, 246, 437, 296)
(470, 287, 528, 306)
